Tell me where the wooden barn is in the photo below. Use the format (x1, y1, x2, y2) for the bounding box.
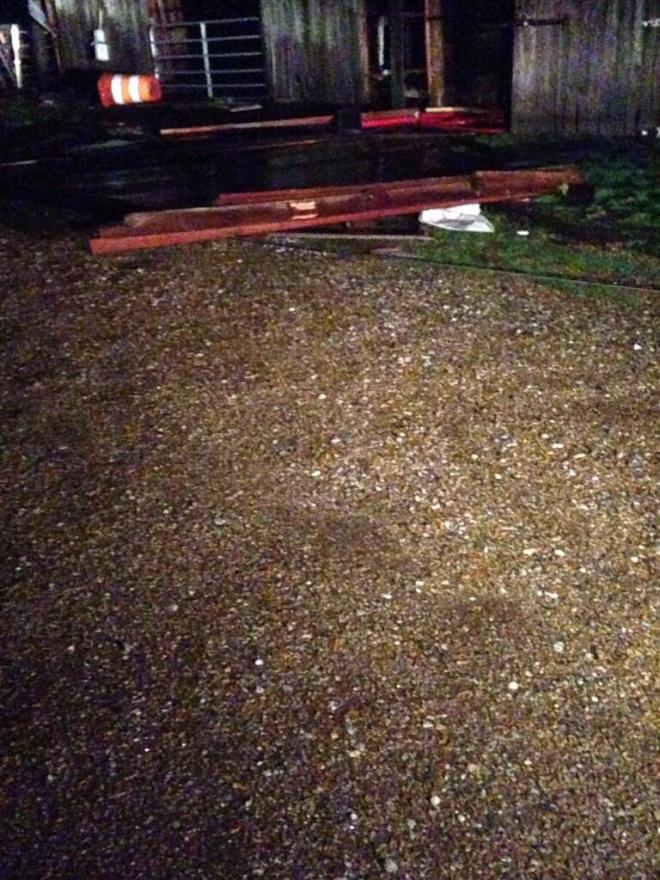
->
(512, 0, 660, 135)
(6, 1, 660, 136)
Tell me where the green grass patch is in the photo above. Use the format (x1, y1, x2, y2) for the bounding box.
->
(533, 145, 660, 255)
(417, 218, 659, 288)
(416, 136, 660, 294)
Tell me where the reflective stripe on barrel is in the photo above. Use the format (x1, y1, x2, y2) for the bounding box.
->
(110, 75, 126, 105)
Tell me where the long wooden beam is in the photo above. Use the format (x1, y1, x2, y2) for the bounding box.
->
(159, 109, 421, 139)
(159, 107, 503, 139)
(212, 166, 563, 206)
(90, 166, 582, 255)
(159, 114, 336, 138)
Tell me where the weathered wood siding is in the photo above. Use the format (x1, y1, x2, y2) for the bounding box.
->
(147, 0, 184, 25)
(53, 0, 152, 72)
(261, 0, 364, 104)
(512, 0, 660, 135)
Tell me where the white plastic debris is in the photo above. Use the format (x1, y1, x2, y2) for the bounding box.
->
(419, 203, 494, 233)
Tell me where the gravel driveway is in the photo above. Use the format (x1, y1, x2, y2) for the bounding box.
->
(1, 228, 657, 879)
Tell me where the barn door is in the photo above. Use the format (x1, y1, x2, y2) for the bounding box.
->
(512, 1, 659, 135)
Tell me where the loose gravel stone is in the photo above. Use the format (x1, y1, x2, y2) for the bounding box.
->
(1, 230, 657, 880)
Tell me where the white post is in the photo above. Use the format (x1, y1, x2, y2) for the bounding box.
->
(10, 24, 22, 89)
(200, 21, 213, 98)
(377, 15, 387, 71)
(149, 24, 161, 79)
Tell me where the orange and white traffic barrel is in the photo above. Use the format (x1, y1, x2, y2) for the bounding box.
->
(97, 73, 162, 108)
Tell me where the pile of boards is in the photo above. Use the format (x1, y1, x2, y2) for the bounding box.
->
(90, 166, 583, 255)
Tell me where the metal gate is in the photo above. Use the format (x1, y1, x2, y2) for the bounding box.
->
(149, 15, 267, 101)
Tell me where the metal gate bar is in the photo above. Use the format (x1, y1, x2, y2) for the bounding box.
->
(150, 16, 267, 100)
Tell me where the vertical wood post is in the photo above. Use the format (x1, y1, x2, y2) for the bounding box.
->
(356, 0, 370, 104)
(149, 25, 161, 78)
(388, 0, 405, 106)
(424, 0, 445, 106)
(42, 0, 61, 70)
(200, 21, 213, 98)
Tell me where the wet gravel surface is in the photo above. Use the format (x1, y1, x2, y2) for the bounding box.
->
(1, 228, 658, 879)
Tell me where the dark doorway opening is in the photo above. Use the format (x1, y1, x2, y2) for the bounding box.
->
(180, 0, 260, 19)
(442, 0, 514, 114)
(362, 0, 514, 118)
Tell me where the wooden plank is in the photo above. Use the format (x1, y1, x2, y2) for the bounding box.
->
(90, 166, 583, 254)
(214, 179, 443, 207)
(160, 114, 335, 138)
(160, 109, 421, 139)
(356, 0, 370, 103)
(424, 0, 445, 105)
(512, 0, 562, 134)
(212, 159, 553, 205)
(159, 106, 501, 139)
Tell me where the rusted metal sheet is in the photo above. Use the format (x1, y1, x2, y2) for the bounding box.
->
(512, 0, 660, 135)
(90, 166, 582, 255)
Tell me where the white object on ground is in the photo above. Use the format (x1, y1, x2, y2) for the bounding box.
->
(419, 203, 494, 233)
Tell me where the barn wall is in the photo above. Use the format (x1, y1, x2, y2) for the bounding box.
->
(53, 0, 153, 72)
(147, 0, 184, 25)
(512, 0, 660, 135)
(261, 0, 364, 105)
